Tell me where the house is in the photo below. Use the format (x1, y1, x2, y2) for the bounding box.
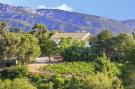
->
(50, 32, 90, 46)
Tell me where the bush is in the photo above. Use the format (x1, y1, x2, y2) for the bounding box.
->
(11, 78, 36, 89)
(120, 64, 135, 89)
(83, 72, 123, 89)
(67, 76, 82, 89)
(0, 78, 36, 89)
(38, 82, 53, 89)
(95, 54, 121, 77)
(51, 76, 65, 89)
(0, 79, 11, 89)
(2, 65, 29, 78)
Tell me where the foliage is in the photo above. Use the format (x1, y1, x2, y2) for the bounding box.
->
(59, 37, 85, 61)
(0, 32, 40, 64)
(0, 78, 36, 89)
(0, 21, 8, 33)
(112, 33, 135, 61)
(92, 30, 113, 57)
(37, 82, 54, 89)
(91, 30, 135, 62)
(51, 76, 65, 89)
(81, 46, 98, 61)
(2, 65, 29, 78)
(32, 74, 123, 89)
(119, 64, 135, 89)
(42, 62, 95, 76)
(83, 72, 123, 89)
(1, 22, 135, 89)
(17, 33, 41, 64)
(42, 40, 57, 62)
(95, 54, 121, 77)
(0, 32, 21, 61)
(31, 24, 49, 53)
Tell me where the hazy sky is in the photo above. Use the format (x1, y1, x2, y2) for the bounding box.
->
(0, 0, 135, 20)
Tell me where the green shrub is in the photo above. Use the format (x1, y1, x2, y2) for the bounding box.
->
(32, 74, 42, 82)
(0, 79, 11, 89)
(2, 65, 29, 78)
(0, 79, 2, 85)
(11, 78, 36, 89)
(51, 76, 65, 89)
(0, 78, 36, 89)
(120, 65, 135, 89)
(65, 73, 123, 89)
(38, 82, 53, 89)
(95, 54, 121, 77)
(67, 76, 82, 89)
(84, 72, 123, 89)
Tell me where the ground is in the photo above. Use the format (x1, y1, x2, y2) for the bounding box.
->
(28, 56, 63, 73)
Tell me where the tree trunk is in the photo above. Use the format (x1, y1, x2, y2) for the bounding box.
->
(49, 54, 51, 62)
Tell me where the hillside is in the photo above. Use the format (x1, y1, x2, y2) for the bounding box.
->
(0, 3, 134, 35)
(121, 20, 135, 29)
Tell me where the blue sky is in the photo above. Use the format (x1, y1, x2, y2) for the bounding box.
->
(0, 0, 135, 20)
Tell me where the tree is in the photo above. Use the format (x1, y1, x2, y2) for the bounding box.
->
(59, 37, 85, 61)
(42, 40, 57, 62)
(17, 33, 41, 64)
(49, 30, 57, 37)
(95, 54, 121, 78)
(91, 30, 135, 62)
(31, 24, 55, 56)
(91, 30, 113, 58)
(132, 28, 135, 39)
(83, 72, 123, 89)
(31, 24, 48, 44)
(0, 32, 20, 62)
(0, 32, 41, 64)
(0, 21, 8, 33)
(112, 33, 135, 61)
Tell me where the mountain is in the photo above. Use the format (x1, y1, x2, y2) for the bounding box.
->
(121, 20, 135, 30)
(0, 3, 134, 35)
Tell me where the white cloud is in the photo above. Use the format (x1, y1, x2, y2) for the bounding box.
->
(56, 4, 73, 11)
(38, 5, 47, 9)
(38, 4, 73, 11)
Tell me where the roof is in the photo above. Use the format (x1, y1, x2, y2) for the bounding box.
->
(50, 32, 90, 40)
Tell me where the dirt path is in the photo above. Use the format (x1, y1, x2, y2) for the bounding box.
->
(28, 56, 63, 74)
(28, 63, 45, 73)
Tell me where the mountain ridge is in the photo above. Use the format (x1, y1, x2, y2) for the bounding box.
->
(0, 3, 134, 35)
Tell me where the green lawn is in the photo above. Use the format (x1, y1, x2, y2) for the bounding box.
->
(42, 62, 95, 76)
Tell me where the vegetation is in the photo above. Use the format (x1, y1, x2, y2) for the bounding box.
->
(42, 40, 57, 62)
(0, 32, 40, 64)
(2, 65, 28, 78)
(42, 62, 95, 76)
(0, 21, 135, 89)
(59, 37, 85, 61)
(0, 78, 36, 89)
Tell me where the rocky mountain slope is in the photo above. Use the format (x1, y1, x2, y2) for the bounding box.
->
(121, 20, 135, 30)
(0, 3, 134, 35)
